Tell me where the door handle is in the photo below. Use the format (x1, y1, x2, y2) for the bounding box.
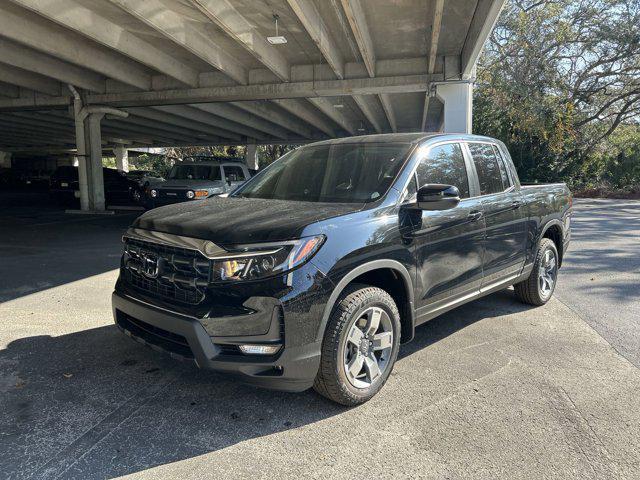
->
(511, 201, 523, 209)
(468, 210, 483, 221)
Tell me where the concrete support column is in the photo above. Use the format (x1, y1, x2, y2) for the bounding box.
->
(0, 151, 11, 168)
(114, 146, 129, 172)
(69, 85, 128, 212)
(436, 82, 473, 134)
(86, 113, 106, 211)
(70, 89, 90, 211)
(245, 143, 259, 171)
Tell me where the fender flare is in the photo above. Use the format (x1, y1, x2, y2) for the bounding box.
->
(538, 218, 565, 261)
(315, 259, 415, 343)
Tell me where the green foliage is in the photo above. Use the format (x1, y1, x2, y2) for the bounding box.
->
(474, 0, 640, 191)
(130, 153, 174, 177)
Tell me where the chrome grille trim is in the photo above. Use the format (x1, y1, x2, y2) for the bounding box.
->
(123, 227, 227, 259)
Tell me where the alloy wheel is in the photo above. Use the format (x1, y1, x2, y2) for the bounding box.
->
(342, 306, 394, 389)
(538, 249, 557, 297)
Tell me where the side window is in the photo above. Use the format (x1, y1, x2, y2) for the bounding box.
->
(492, 145, 512, 188)
(223, 165, 246, 182)
(416, 143, 470, 198)
(468, 143, 506, 195)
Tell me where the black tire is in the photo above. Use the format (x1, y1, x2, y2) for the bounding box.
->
(314, 284, 401, 406)
(514, 238, 559, 306)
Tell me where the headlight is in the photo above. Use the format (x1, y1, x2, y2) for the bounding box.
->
(208, 187, 224, 195)
(209, 235, 325, 282)
(186, 190, 195, 199)
(150, 189, 158, 198)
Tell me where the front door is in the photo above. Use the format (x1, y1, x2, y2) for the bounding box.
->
(409, 142, 485, 315)
(466, 142, 527, 286)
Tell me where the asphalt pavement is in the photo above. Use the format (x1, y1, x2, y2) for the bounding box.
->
(0, 197, 638, 479)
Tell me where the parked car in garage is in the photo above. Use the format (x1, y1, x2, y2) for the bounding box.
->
(126, 170, 165, 205)
(147, 157, 250, 208)
(113, 133, 572, 406)
(49, 166, 138, 206)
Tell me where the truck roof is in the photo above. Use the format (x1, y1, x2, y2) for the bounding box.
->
(307, 132, 498, 146)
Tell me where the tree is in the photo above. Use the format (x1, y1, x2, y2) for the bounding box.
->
(474, 0, 640, 186)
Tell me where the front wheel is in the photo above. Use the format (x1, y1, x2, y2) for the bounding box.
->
(314, 284, 401, 406)
(514, 238, 559, 306)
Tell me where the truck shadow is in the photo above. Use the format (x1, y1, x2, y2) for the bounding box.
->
(1, 289, 531, 479)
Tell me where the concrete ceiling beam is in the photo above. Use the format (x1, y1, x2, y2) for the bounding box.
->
(271, 99, 337, 137)
(0, 75, 430, 111)
(152, 105, 249, 142)
(231, 102, 314, 139)
(307, 98, 356, 135)
(190, 0, 290, 82)
(108, 0, 247, 85)
(125, 107, 237, 141)
(0, 63, 62, 96)
(0, 2, 151, 90)
(192, 103, 290, 140)
(10, 0, 199, 87)
(0, 38, 105, 93)
(352, 94, 387, 133)
(379, 94, 397, 133)
(286, 0, 345, 79)
(421, 0, 444, 131)
(462, 0, 505, 77)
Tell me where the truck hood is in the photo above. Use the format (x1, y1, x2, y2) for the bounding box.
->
(133, 196, 364, 245)
(157, 179, 224, 189)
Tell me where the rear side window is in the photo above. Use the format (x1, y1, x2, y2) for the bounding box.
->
(492, 145, 513, 188)
(416, 143, 470, 198)
(223, 165, 246, 182)
(468, 143, 506, 195)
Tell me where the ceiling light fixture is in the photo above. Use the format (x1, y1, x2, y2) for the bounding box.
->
(267, 14, 287, 45)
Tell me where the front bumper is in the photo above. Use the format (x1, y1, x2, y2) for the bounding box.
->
(112, 291, 322, 392)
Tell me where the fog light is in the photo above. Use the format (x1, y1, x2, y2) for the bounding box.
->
(150, 189, 158, 198)
(239, 344, 281, 355)
(186, 190, 195, 199)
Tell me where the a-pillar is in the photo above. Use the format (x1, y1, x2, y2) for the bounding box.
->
(85, 113, 106, 211)
(114, 146, 129, 172)
(244, 143, 259, 171)
(435, 82, 473, 134)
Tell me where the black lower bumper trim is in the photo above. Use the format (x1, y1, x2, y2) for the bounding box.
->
(112, 292, 321, 392)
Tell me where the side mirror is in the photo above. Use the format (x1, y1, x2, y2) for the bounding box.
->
(415, 184, 460, 210)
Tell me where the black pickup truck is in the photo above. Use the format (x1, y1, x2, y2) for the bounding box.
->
(112, 133, 571, 405)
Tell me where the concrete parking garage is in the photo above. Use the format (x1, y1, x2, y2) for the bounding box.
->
(1, 200, 639, 479)
(0, 0, 503, 211)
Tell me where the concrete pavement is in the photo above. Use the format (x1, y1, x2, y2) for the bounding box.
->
(555, 199, 640, 368)
(0, 200, 638, 479)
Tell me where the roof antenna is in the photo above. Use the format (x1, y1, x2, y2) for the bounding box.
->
(267, 14, 287, 45)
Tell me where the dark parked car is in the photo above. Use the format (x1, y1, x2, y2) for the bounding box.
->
(50, 166, 136, 206)
(126, 170, 165, 205)
(112, 133, 572, 405)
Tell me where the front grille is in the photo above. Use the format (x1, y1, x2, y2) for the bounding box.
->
(116, 310, 194, 359)
(123, 237, 211, 305)
(160, 189, 187, 199)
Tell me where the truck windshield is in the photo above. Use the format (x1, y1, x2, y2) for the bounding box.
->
(233, 143, 411, 203)
(168, 164, 221, 181)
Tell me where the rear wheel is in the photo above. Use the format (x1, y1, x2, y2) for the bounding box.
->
(314, 284, 400, 406)
(514, 238, 559, 306)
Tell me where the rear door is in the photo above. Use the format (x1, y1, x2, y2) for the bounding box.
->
(465, 142, 527, 286)
(411, 142, 486, 313)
